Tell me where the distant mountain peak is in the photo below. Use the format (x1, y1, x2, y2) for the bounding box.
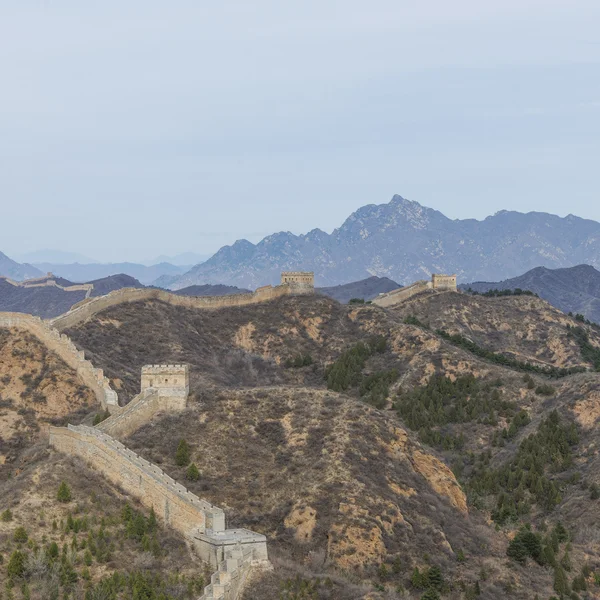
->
(164, 194, 600, 290)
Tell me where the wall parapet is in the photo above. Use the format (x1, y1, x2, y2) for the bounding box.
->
(0, 312, 118, 410)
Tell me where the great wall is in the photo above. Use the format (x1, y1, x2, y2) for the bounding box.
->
(0, 312, 118, 410)
(46, 363, 270, 600)
(372, 273, 457, 307)
(0, 269, 457, 599)
(50, 271, 316, 331)
(0, 272, 93, 296)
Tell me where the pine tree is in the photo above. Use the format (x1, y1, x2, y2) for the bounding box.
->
(411, 567, 425, 589)
(147, 507, 157, 532)
(13, 526, 28, 543)
(57, 481, 72, 503)
(175, 439, 191, 466)
(507, 537, 528, 564)
(553, 565, 570, 597)
(48, 541, 59, 559)
(426, 565, 443, 589)
(186, 463, 200, 481)
(7, 550, 26, 580)
(1, 508, 13, 522)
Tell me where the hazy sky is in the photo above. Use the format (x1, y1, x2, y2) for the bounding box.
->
(1, 1, 599, 262)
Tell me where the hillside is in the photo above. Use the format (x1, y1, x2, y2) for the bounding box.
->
(59, 291, 600, 598)
(463, 264, 600, 324)
(0, 448, 203, 598)
(0, 279, 87, 319)
(317, 275, 400, 303)
(0, 327, 96, 473)
(88, 273, 144, 297)
(0, 251, 42, 281)
(165, 195, 600, 289)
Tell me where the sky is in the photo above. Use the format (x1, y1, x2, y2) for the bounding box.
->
(1, 1, 599, 263)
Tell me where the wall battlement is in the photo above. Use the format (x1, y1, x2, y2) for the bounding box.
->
(0, 312, 118, 410)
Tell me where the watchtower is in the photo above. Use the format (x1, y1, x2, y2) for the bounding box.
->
(280, 272, 315, 294)
(431, 274, 457, 291)
(141, 364, 189, 409)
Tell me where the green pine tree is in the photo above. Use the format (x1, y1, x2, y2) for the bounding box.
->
(175, 439, 191, 466)
(186, 463, 200, 481)
(13, 526, 28, 543)
(57, 481, 72, 503)
(7, 550, 26, 580)
(553, 565, 570, 597)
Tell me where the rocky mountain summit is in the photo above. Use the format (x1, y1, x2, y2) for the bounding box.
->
(166, 195, 600, 289)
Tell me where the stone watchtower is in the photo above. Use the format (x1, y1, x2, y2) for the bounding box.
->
(280, 271, 315, 295)
(431, 274, 457, 291)
(140, 364, 189, 410)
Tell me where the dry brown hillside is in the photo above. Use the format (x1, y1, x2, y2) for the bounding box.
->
(387, 291, 596, 370)
(0, 446, 203, 599)
(124, 386, 550, 599)
(58, 292, 600, 598)
(0, 327, 96, 473)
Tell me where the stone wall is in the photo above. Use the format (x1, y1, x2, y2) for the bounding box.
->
(0, 274, 93, 296)
(99, 365, 190, 438)
(372, 273, 458, 307)
(96, 389, 162, 438)
(50, 284, 298, 331)
(0, 312, 118, 410)
(199, 546, 256, 600)
(372, 280, 431, 307)
(49, 425, 222, 536)
(49, 424, 270, 599)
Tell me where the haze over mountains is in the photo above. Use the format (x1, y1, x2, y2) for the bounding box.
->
(31, 261, 189, 286)
(0, 251, 43, 281)
(164, 195, 600, 289)
(5, 194, 600, 292)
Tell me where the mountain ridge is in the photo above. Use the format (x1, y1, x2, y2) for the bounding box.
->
(165, 195, 600, 289)
(0, 251, 43, 281)
(463, 264, 600, 324)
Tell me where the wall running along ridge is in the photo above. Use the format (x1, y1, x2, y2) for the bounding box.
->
(50, 281, 313, 331)
(0, 312, 118, 409)
(49, 364, 269, 599)
(372, 273, 458, 307)
(49, 425, 270, 600)
(0, 274, 93, 296)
